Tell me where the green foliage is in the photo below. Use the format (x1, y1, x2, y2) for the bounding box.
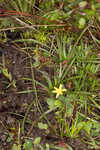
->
(0, 32, 7, 43)
(23, 140, 33, 150)
(4, 0, 35, 13)
(38, 122, 48, 130)
(47, 98, 58, 110)
(34, 32, 47, 43)
(0, 62, 16, 88)
(33, 137, 41, 145)
(2, 68, 12, 81)
(78, 17, 86, 29)
(12, 144, 21, 150)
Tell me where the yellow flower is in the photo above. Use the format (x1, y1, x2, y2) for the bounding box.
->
(52, 84, 67, 98)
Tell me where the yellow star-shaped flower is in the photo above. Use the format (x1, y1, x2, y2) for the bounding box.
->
(52, 84, 67, 98)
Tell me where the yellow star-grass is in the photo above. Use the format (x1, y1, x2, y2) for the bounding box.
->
(52, 84, 67, 98)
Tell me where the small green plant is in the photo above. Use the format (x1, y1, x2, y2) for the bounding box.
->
(12, 137, 69, 150)
(0, 56, 16, 88)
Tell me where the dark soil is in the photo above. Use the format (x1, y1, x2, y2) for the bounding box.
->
(0, 42, 38, 148)
(0, 41, 59, 149)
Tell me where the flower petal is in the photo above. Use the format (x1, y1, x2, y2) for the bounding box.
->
(52, 90, 57, 93)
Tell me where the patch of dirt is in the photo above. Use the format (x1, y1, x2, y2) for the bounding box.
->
(0, 42, 37, 149)
(0, 42, 58, 149)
